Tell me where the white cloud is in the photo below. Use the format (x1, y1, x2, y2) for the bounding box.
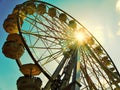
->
(90, 25, 104, 44)
(118, 21, 120, 26)
(116, 0, 120, 13)
(116, 30, 120, 36)
(108, 31, 114, 38)
(117, 22, 120, 36)
(116, 1, 120, 36)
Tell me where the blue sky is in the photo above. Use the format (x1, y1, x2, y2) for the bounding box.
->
(0, 0, 120, 90)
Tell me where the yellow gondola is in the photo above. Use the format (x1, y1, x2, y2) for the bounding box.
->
(59, 13, 67, 22)
(48, 8, 56, 17)
(25, 2, 36, 15)
(3, 13, 24, 34)
(87, 37, 94, 45)
(103, 60, 111, 66)
(17, 76, 42, 90)
(109, 67, 115, 71)
(7, 33, 24, 46)
(68, 20, 77, 28)
(94, 45, 103, 55)
(7, 14, 23, 25)
(20, 63, 41, 76)
(101, 56, 111, 66)
(37, 3, 46, 15)
(12, 4, 26, 20)
(3, 18, 18, 34)
(114, 87, 120, 90)
(2, 41, 24, 59)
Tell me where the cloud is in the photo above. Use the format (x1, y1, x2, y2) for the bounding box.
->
(118, 21, 120, 26)
(116, 30, 120, 36)
(90, 25, 104, 44)
(116, 0, 120, 13)
(117, 21, 120, 36)
(116, 1, 120, 36)
(108, 31, 114, 38)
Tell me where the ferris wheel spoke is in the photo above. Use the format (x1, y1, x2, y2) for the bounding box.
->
(24, 18, 60, 37)
(24, 15, 57, 34)
(29, 37, 40, 59)
(38, 51, 62, 70)
(41, 15, 65, 34)
(21, 30, 63, 45)
(44, 39, 60, 53)
(29, 46, 61, 49)
(38, 38, 60, 60)
(86, 44, 120, 87)
(22, 26, 65, 42)
(80, 73, 89, 90)
(91, 45, 120, 79)
(88, 53, 114, 89)
(83, 50, 105, 89)
(37, 50, 62, 62)
(34, 14, 65, 37)
(81, 46, 111, 89)
(80, 63, 98, 90)
(29, 45, 61, 60)
(41, 51, 62, 66)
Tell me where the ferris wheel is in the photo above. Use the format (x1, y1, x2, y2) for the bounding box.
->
(2, 0, 120, 90)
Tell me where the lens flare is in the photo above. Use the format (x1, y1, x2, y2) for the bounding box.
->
(74, 30, 86, 44)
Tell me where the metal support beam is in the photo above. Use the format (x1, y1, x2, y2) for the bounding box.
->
(71, 49, 81, 90)
(61, 47, 80, 90)
(44, 57, 68, 90)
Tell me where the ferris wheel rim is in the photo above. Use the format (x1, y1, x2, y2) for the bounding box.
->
(15, 0, 120, 89)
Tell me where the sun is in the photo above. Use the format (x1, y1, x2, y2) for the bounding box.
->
(74, 30, 87, 45)
(116, 0, 120, 12)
